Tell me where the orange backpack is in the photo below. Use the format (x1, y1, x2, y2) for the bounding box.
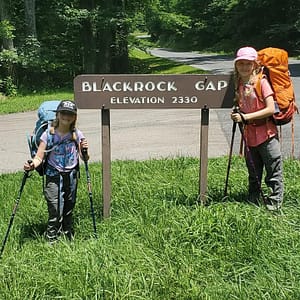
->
(255, 47, 297, 125)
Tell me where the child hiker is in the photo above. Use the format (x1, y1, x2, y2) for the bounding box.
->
(24, 100, 89, 243)
(231, 46, 283, 211)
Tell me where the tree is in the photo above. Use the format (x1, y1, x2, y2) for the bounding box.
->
(0, 0, 18, 95)
(0, 1, 15, 49)
(24, 0, 36, 37)
(0, 0, 299, 94)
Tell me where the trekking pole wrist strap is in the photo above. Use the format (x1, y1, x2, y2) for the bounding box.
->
(238, 112, 248, 125)
(32, 156, 42, 168)
(34, 156, 42, 163)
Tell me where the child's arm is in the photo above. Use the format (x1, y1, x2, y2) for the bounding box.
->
(241, 95, 275, 122)
(231, 95, 275, 123)
(24, 141, 46, 171)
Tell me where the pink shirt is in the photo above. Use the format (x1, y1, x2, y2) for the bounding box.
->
(238, 77, 278, 147)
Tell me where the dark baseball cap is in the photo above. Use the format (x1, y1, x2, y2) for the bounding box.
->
(56, 100, 77, 114)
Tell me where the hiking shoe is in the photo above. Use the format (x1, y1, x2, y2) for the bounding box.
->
(62, 230, 74, 241)
(265, 198, 282, 211)
(44, 231, 59, 244)
(246, 197, 260, 206)
(246, 193, 260, 206)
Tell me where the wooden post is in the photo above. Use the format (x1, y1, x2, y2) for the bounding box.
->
(199, 105, 209, 204)
(101, 108, 111, 218)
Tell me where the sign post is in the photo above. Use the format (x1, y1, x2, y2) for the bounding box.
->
(199, 105, 209, 203)
(101, 108, 111, 218)
(74, 74, 234, 218)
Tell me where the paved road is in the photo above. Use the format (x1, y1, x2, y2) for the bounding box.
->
(149, 48, 300, 97)
(0, 109, 229, 174)
(1, 48, 299, 174)
(149, 48, 300, 157)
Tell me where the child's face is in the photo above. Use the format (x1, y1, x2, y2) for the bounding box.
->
(58, 111, 76, 126)
(235, 59, 255, 78)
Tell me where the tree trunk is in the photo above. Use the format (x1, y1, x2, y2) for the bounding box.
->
(0, 0, 15, 95)
(0, 0, 14, 50)
(110, 14, 129, 73)
(79, 0, 97, 73)
(95, 22, 113, 73)
(24, 0, 37, 37)
(96, 0, 129, 73)
(79, 0, 129, 74)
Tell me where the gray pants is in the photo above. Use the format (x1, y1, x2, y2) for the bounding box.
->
(44, 169, 78, 242)
(245, 136, 283, 205)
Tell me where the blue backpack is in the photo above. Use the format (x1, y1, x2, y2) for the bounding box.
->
(27, 100, 61, 175)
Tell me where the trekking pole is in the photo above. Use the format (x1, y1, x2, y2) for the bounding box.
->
(82, 148, 97, 238)
(0, 161, 31, 258)
(224, 120, 237, 198)
(224, 105, 241, 198)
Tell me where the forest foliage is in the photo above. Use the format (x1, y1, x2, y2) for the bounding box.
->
(0, 0, 299, 95)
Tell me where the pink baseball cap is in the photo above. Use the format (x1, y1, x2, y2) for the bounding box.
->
(234, 46, 257, 62)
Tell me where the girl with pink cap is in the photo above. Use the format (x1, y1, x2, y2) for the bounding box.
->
(231, 46, 283, 211)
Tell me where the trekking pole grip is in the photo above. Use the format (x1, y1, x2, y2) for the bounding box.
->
(82, 148, 89, 161)
(233, 106, 247, 125)
(26, 160, 33, 173)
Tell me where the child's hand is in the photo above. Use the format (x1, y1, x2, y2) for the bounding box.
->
(81, 139, 89, 149)
(24, 160, 34, 171)
(231, 112, 246, 123)
(81, 139, 89, 161)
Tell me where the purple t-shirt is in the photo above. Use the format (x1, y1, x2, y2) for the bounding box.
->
(40, 129, 84, 173)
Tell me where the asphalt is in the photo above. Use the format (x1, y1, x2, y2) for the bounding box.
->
(1, 48, 299, 174)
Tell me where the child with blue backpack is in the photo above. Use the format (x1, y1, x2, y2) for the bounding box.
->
(24, 100, 89, 243)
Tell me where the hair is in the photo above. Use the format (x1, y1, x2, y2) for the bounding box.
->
(233, 60, 262, 103)
(49, 113, 77, 141)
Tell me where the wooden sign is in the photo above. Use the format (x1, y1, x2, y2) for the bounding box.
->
(74, 74, 234, 109)
(74, 74, 234, 218)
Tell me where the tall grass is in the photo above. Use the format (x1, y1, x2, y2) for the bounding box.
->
(0, 157, 300, 299)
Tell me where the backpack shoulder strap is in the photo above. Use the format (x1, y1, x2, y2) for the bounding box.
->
(73, 128, 80, 149)
(72, 128, 80, 172)
(44, 128, 54, 150)
(254, 71, 266, 102)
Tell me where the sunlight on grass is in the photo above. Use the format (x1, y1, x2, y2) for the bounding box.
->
(0, 91, 73, 114)
(129, 47, 206, 75)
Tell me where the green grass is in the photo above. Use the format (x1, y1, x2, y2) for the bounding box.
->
(129, 48, 206, 75)
(0, 157, 300, 299)
(0, 91, 73, 114)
